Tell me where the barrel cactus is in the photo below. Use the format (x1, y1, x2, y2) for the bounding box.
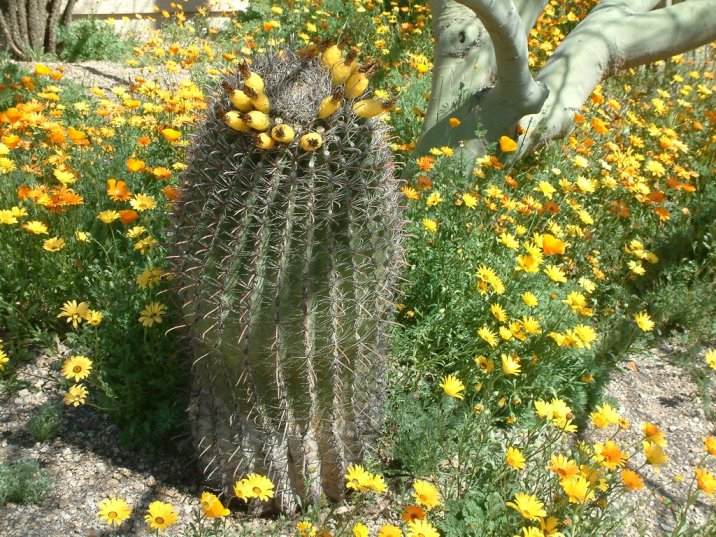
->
(170, 48, 403, 511)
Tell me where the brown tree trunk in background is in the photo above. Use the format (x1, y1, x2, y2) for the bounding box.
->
(46, 0, 64, 53)
(0, 0, 75, 59)
(60, 0, 74, 26)
(27, 0, 48, 51)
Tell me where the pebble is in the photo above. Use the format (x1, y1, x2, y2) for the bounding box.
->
(583, 343, 715, 536)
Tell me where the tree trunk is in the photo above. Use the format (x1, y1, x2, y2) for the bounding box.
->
(60, 0, 73, 26)
(0, 0, 75, 59)
(46, 0, 63, 53)
(418, 0, 716, 170)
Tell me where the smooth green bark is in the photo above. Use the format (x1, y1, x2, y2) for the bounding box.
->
(417, 0, 716, 169)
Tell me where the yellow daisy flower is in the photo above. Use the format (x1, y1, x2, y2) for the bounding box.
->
(64, 384, 88, 407)
(200, 491, 229, 518)
(97, 497, 132, 527)
(412, 479, 441, 510)
(61, 355, 93, 382)
(145, 500, 178, 531)
(439, 374, 465, 400)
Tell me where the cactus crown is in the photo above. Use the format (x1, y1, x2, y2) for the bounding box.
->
(171, 46, 403, 513)
(243, 52, 330, 124)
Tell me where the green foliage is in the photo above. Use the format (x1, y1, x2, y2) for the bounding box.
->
(57, 19, 135, 61)
(0, 61, 28, 111)
(0, 460, 51, 506)
(27, 402, 62, 442)
(0, 374, 31, 397)
(0, 71, 191, 449)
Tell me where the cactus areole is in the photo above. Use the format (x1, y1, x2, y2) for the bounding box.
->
(170, 50, 403, 512)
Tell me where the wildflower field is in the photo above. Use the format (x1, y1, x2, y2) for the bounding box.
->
(0, 1, 715, 536)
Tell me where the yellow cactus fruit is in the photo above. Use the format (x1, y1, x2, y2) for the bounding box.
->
(229, 89, 253, 112)
(321, 44, 343, 69)
(244, 87, 271, 113)
(239, 61, 265, 94)
(299, 132, 323, 152)
(255, 132, 276, 150)
(345, 71, 369, 99)
(352, 98, 393, 119)
(318, 88, 344, 119)
(242, 111, 270, 131)
(224, 110, 250, 132)
(271, 124, 295, 144)
(330, 49, 359, 85)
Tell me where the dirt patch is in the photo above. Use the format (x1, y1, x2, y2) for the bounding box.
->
(13, 60, 191, 89)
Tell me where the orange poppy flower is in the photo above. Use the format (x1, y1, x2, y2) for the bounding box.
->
(653, 207, 670, 221)
(542, 234, 566, 256)
(647, 191, 667, 203)
(46, 187, 84, 212)
(2, 134, 20, 148)
(591, 118, 608, 134)
(542, 201, 560, 214)
(126, 158, 146, 172)
(416, 175, 433, 190)
(162, 185, 181, 202)
(68, 127, 89, 146)
(48, 128, 66, 145)
(119, 209, 140, 225)
(416, 156, 435, 171)
(401, 505, 427, 523)
(106, 179, 132, 202)
(17, 184, 31, 200)
(609, 200, 630, 219)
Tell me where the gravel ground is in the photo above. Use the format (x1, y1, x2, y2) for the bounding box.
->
(584, 340, 716, 536)
(14, 60, 191, 89)
(0, 348, 289, 537)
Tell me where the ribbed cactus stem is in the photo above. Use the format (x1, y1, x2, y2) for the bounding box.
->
(171, 50, 403, 511)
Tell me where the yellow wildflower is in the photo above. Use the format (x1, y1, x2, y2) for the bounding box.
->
(145, 501, 178, 531)
(412, 480, 441, 510)
(200, 491, 229, 518)
(58, 300, 89, 329)
(97, 497, 132, 527)
(507, 492, 546, 521)
(61, 355, 93, 382)
(64, 384, 88, 406)
(440, 374, 465, 400)
(505, 447, 526, 470)
(139, 302, 166, 327)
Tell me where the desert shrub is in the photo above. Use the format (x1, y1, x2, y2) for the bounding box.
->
(57, 19, 135, 62)
(27, 403, 62, 442)
(0, 460, 51, 506)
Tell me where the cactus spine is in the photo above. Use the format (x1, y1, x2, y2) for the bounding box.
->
(170, 49, 402, 512)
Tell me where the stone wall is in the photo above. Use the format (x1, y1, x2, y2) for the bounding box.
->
(73, 0, 249, 33)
